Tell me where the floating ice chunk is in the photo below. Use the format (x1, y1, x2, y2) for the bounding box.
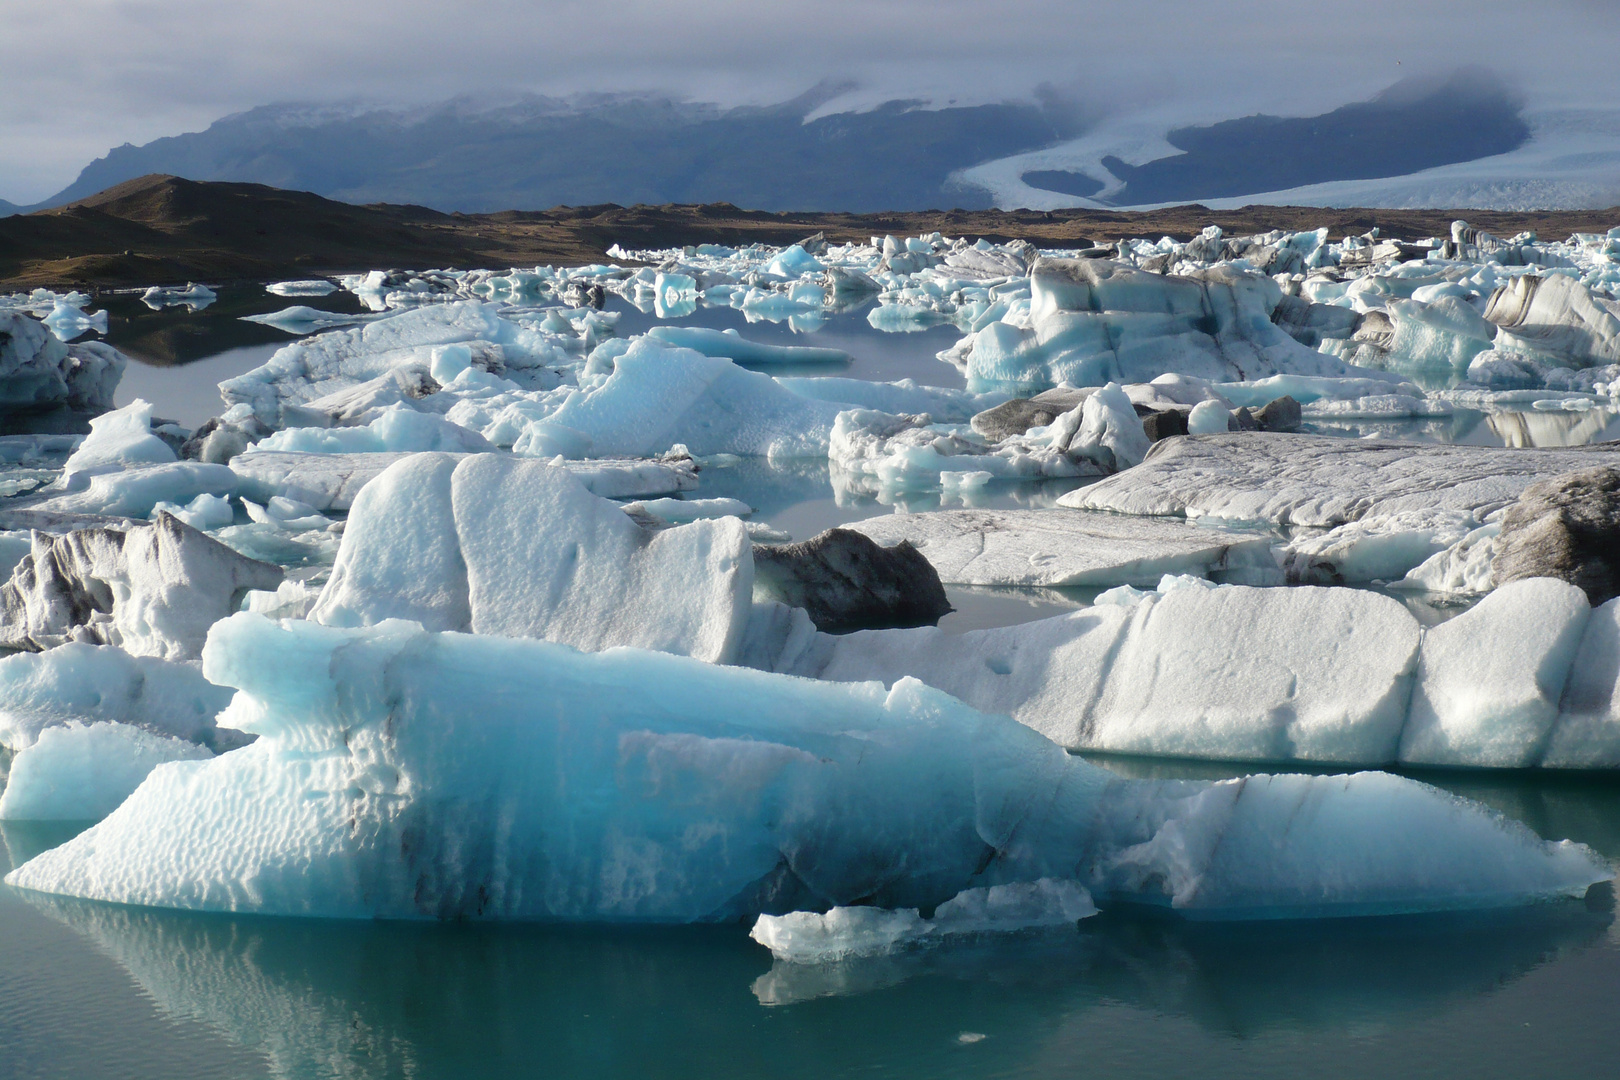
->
(963, 259, 1372, 391)
(541, 338, 843, 459)
(750, 878, 1097, 962)
(763, 244, 825, 278)
(1543, 598, 1620, 767)
(1213, 374, 1413, 407)
(647, 326, 851, 366)
(846, 509, 1278, 587)
(251, 405, 495, 455)
(150, 492, 234, 532)
(1399, 578, 1591, 768)
(229, 450, 697, 512)
(0, 642, 237, 752)
(624, 497, 753, 524)
(0, 722, 211, 821)
(311, 454, 754, 663)
(265, 280, 338, 297)
(242, 306, 371, 333)
(0, 311, 124, 413)
(1187, 399, 1231, 434)
(6, 614, 1605, 919)
(1385, 297, 1497, 369)
(1485, 272, 1620, 366)
(0, 511, 283, 660)
(41, 300, 108, 341)
(1282, 511, 1478, 585)
(1064, 433, 1620, 531)
(1072, 382, 1150, 471)
(58, 399, 175, 488)
(29, 461, 239, 519)
(1392, 524, 1500, 595)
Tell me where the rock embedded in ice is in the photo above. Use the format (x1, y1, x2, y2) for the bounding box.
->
(311, 454, 754, 664)
(1065, 433, 1620, 532)
(1491, 467, 1620, 605)
(1399, 578, 1592, 768)
(179, 409, 274, 465)
(752, 528, 951, 633)
(0, 721, 212, 821)
(845, 509, 1278, 588)
(0, 512, 283, 661)
(1253, 395, 1302, 432)
(6, 614, 1605, 920)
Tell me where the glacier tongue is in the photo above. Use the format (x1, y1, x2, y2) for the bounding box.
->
(4, 614, 1606, 922)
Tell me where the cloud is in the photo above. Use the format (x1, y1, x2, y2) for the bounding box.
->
(1, 0, 1614, 202)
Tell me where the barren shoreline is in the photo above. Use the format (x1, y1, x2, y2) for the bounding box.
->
(4, 173, 1618, 290)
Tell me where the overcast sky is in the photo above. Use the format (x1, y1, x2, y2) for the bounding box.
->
(2, 0, 1616, 203)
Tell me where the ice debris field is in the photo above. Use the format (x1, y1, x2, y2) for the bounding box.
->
(4, 220, 1620, 954)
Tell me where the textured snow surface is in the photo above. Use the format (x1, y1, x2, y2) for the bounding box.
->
(1066, 434, 1620, 530)
(846, 508, 1278, 587)
(5, 614, 1605, 920)
(311, 454, 753, 663)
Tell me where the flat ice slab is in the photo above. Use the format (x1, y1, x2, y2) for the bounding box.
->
(1065, 433, 1620, 529)
(231, 450, 698, 512)
(847, 508, 1277, 587)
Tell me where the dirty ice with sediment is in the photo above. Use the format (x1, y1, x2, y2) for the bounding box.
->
(3, 218, 1620, 954)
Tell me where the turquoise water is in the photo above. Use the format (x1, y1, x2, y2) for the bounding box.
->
(3, 768, 1619, 1080)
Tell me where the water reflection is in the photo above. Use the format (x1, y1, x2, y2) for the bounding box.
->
(13, 886, 1609, 1080)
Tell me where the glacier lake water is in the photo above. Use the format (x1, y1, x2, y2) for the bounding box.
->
(3, 286, 1620, 1077)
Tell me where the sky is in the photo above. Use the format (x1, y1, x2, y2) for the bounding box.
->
(2, 0, 1617, 204)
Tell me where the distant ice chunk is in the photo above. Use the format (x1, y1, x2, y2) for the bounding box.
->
(647, 326, 851, 366)
(0, 721, 211, 821)
(264, 280, 338, 297)
(540, 338, 843, 459)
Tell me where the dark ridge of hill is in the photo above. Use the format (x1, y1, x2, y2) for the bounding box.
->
(2, 175, 1617, 290)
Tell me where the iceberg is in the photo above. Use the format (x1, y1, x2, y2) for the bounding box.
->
(0, 721, 211, 822)
(1066, 433, 1620, 532)
(5, 613, 1605, 920)
(646, 326, 852, 365)
(0, 310, 125, 413)
(309, 454, 753, 664)
(846, 508, 1278, 587)
(0, 512, 283, 660)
